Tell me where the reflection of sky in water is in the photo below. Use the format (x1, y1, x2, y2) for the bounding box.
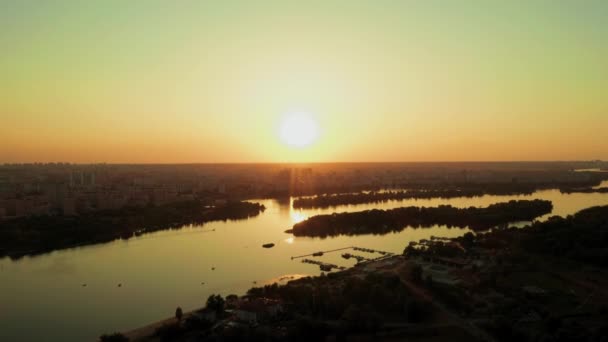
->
(593, 180, 608, 189)
(2, 189, 608, 341)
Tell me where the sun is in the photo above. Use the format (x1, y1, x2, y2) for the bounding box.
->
(279, 112, 319, 147)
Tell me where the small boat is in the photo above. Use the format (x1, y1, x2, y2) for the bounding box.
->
(211, 267, 215, 271)
(118, 283, 122, 287)
(262, 243, 275, 248)
(312, 251, 324, 257)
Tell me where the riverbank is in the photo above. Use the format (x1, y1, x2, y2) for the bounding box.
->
(0, 201, 265, 259)
(292, 177, 608, 209)
(117, 255, 404, 341)
(116, 205, 608, 342)
(114, 253, 487, 342)
(120, 311, 195, 342)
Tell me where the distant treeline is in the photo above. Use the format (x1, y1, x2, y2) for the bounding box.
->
(292, 180, 606, 209)
(288, 200, 553, 237)
(0, 200, 265, 259)
(559, 187, 608, 194)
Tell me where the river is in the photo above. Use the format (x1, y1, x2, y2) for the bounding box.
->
(1, 182, 608, 341)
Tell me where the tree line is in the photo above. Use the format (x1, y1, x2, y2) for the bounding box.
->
(0, 200, 265, 259)
(289, 200, 553, 237)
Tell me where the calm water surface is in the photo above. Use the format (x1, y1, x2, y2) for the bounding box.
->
(2, 183, 608, 341)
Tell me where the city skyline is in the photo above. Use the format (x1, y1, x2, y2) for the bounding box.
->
(2, 1, 607, 163)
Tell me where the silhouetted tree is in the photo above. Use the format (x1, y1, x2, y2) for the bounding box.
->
(403, 245, 418, 257)
(462, 232, 475, 249)
(206, 294, 225, 315)
(175, 306, 183, 322)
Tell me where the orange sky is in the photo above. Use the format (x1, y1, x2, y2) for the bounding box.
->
(2, 1, 607, 163)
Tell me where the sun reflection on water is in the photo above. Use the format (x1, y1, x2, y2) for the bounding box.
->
(290, 211, 308, 224)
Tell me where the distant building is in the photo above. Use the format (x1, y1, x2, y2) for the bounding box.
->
(62, 198, 76, 216)
(194, 308, 217, 323)
(234, 298, 283, 325)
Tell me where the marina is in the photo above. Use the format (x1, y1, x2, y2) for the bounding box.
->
(300, 259, 345, 272)
(295, 246, 396, 271)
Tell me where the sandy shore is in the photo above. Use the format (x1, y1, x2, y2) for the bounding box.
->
(121, 309, 198, 342)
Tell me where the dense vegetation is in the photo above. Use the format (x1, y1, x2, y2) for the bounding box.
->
(293, 187, 535, 209)
(246, 272, 431, 340)
(289, 200, 553, 237)
(292, 179, 607, 209)
(559, 187, 608, 194)
(143, 272, 436, 342)
(519, 205, 608, 267)
(432, 205, 608, 341)
(0, 201, 265, 258)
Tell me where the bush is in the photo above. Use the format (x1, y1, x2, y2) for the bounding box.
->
(155, 323, 183, 342)
(99, 333, 129, 342)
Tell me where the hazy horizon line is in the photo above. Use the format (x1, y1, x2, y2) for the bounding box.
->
(2, 160, 605, 166)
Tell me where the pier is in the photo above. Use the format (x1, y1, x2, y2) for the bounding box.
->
(291, 246, 354, 260)
(291, 246, 394, 260)
(301, 259, 345, 272)
(294, 246, 395, 272)
(353, 246, 394, 256)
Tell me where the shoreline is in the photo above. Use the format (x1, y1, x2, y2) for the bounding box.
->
(121, 310, 196, 342)
(117, 256, 402, 341)
(0, 201, 265, 260)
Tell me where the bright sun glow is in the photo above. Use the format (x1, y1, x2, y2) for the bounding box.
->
(290, 211, 308, 224)
(279, 112, 319, 147)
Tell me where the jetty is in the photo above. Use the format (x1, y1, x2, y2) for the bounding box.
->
(291, 246, 393, 260)
(353, 246, 394, 256)
(294, 246, 395, 272)
(301, 259, 342, 272)
(291, 246, 354, 260)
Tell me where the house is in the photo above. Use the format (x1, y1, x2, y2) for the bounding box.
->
(432, 256, 469, 268)
(234, 298, 283, 325)
(194, 308, 217, 323)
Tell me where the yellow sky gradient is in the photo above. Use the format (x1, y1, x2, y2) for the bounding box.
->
(1, 1, 607, 163)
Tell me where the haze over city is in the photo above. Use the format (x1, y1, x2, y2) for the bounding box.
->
(2, 1, 607, 163)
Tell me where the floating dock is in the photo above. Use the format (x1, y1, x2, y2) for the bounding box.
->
(301, 259, 343, 272)
(294, 246, 394, 271)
